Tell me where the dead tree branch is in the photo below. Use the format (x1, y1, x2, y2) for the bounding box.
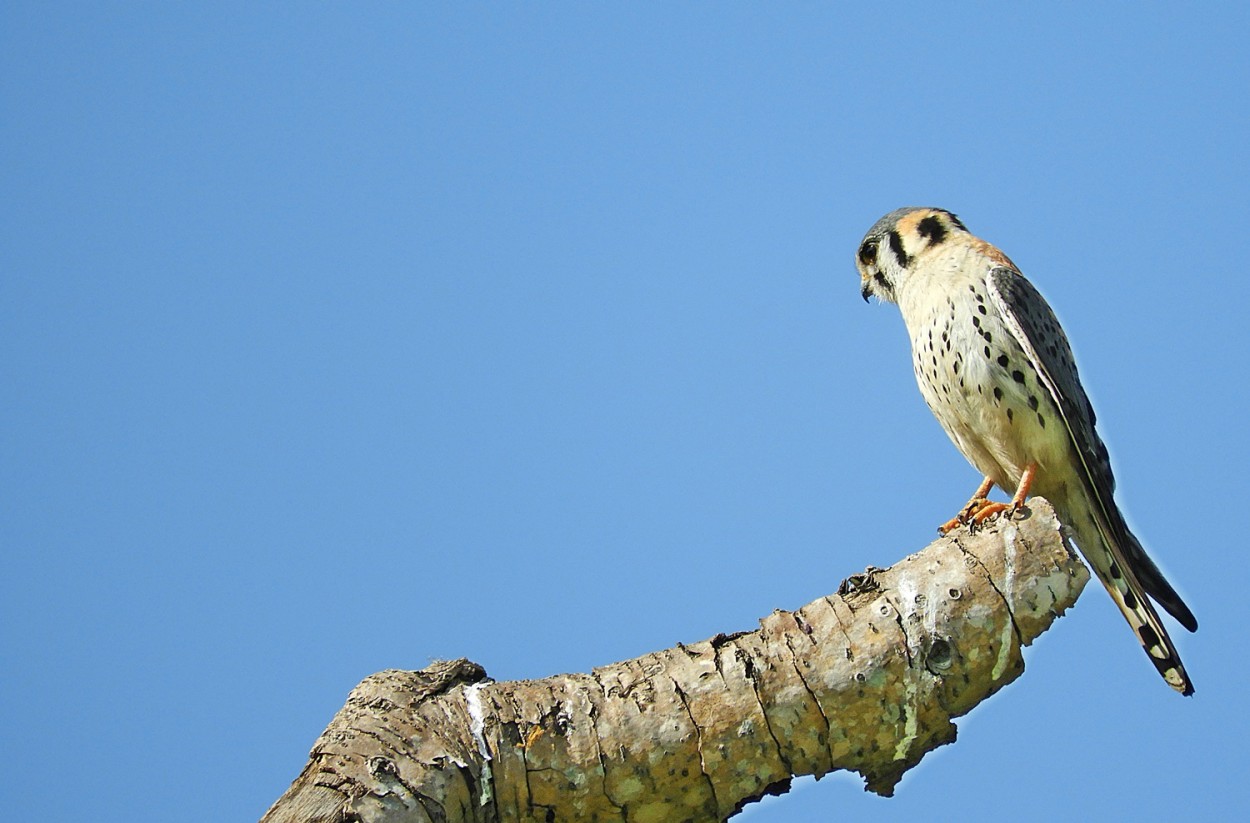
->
(263, 498, 1088, 823)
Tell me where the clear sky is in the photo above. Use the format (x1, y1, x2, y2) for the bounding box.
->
(3, 4, 1246, 821)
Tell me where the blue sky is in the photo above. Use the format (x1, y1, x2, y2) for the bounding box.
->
(3, 4, 1246, 820)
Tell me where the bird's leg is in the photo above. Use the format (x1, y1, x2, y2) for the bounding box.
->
(938, 476, 996, 534)
(970, 463, 1036, 527)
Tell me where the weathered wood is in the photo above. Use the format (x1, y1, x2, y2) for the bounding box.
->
(263, 499, 1088, 823)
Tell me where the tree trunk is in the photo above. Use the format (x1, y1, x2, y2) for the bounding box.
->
(262, 498, 1088, 823)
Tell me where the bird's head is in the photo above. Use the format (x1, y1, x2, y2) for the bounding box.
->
(856, 207, 970, 304)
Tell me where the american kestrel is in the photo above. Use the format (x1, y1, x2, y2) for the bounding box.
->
(856, 207, 1197, 695)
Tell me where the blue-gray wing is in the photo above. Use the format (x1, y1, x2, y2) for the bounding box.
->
(985, 266, 1196, 631)
(984, 267, 1113, 494)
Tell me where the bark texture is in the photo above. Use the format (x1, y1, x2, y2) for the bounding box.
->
(263, 499, 1088, 823)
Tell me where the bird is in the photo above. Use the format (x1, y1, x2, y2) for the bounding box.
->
(855, 206, 1197, 695)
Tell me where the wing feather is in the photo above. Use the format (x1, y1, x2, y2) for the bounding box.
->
(985, 267, 1196, 631)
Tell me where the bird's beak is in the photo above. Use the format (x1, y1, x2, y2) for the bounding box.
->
(860, 279, 873, 303)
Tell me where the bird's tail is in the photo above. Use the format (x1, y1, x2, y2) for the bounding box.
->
(1062, 494, 1195, 696)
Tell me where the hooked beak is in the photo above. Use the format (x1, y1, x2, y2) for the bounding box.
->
(860, 279, 873, 303)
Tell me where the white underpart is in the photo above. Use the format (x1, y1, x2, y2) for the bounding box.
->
(463, 682, 494, 805)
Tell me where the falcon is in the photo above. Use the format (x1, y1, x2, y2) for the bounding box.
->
(855, 206, 1196, 694)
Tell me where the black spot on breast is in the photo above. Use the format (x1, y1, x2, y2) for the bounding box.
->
(972, 316, 981, 328)
(1028, 395, 1039, 411)
(953, 360, 960, 373)
(997, 354, 1009, 367)
(1037, 414, 1045, 427)
(1006, 407, 1014, 423)
(917, 215, 948, 245)
(983, 346, 991, 358)
(978, 304, 987, 315)
(993, 387, 1003, 401)
(888, 231, 909, 267)
(1012, 370, 1025, 383)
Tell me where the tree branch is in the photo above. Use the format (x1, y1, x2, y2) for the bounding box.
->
(262, 498, 1088, 823)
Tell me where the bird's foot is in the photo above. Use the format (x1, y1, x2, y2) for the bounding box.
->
(938, 466, 1036, 534)
(938, 497, 992, 534)
(939, 499, 1023, 534)
(969, 501, 1011, 529)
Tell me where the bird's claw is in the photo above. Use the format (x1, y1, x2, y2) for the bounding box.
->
(938, 497, 992, 535)
(969, 501, 1010, 530)
(939, 499, 1021, 534)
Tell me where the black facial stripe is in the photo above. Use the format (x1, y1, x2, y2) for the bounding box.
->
(887, 230, 909, 267)
(916, 215, 947, 245)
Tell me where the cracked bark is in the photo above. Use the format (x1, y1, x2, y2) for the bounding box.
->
(262, 498, 1088, 823)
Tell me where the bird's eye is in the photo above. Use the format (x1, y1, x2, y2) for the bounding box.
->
(858, 238, 879, 266)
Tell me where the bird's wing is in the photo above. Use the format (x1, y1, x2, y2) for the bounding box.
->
(985, 267, 1196, 632)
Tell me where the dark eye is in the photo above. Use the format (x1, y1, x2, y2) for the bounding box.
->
(858, 238, 879, 266)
